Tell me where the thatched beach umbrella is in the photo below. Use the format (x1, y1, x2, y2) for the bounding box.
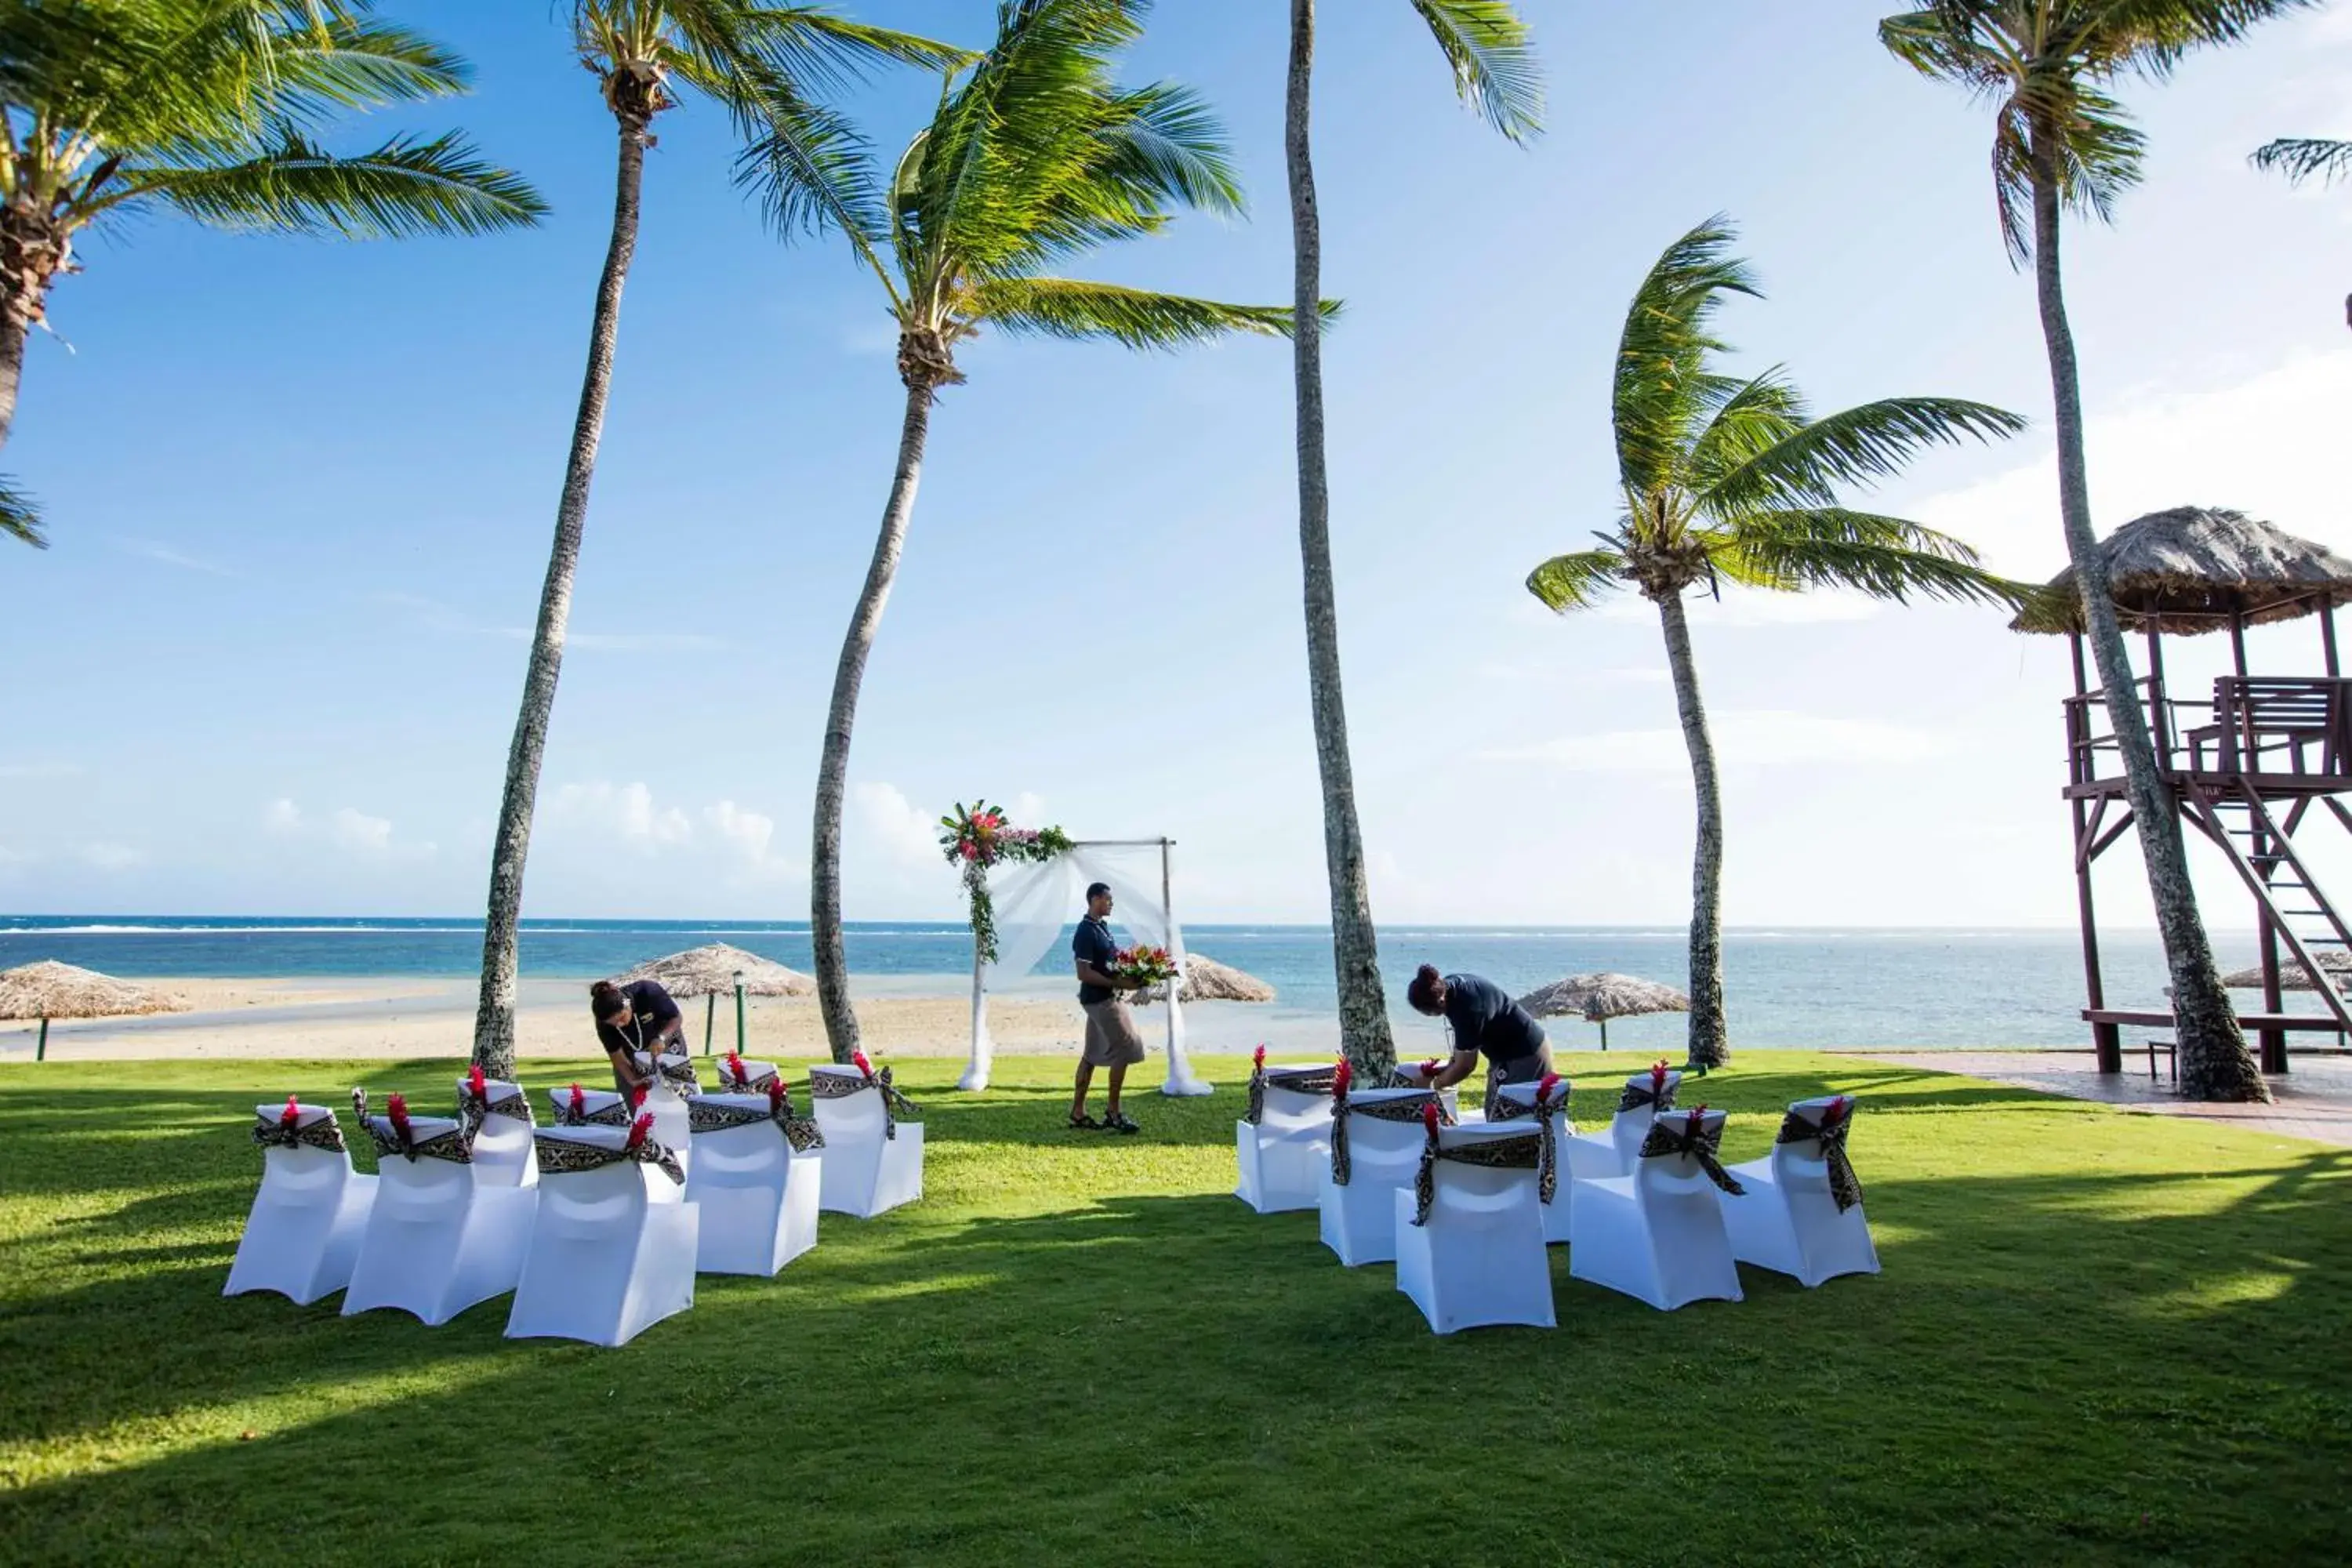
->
(1131, 954, 1276, 1007)
(0, 961, 188, 1062)
(608, 942, 813, 1054)
(2009, 506, 2352, 636)
(2219, 951, 2352, 990)
(1517, 972, 1689, 1051)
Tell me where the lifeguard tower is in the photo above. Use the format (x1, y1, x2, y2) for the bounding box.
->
(2016, 506, 2352, 1075)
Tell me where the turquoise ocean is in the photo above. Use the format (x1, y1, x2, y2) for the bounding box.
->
(0, 916, 2215, 1051)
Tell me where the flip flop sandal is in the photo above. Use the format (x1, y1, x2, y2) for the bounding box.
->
(1102, 1112, 1140, 1135)
(1067, 1113, 1101, 1131)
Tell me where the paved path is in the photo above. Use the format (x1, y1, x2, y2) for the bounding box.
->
(1843, 1049, 2352, 1148)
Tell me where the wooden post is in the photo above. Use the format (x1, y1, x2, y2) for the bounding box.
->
(2229, 608, 2249, 680)
(1160, 837, 1178, 1068)
(2257, 906, 2288, 1075)
(702, 992, 716, 1055)
(733, 974, 746, 1055)
(2325, 603, 2341, 678)
(35, 1016, 48, 1063)
(2144, 622, 2171, 771)
(2072, 791, 2120, 1072)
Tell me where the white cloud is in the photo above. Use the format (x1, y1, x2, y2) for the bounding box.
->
(1486, 710, 1947, 772)
(548, 781, 692, 851)
(1912, 349, 2352, 579)
(265, 799, 434, 860)
(853, 782, 943, 869)
(115, 538, 238, 577)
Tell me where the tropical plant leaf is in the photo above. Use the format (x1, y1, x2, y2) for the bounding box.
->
(1710, 507, 2028, 606)
(1408, 0, 1544, 143)
(1611, 216, 1759, 507)
(971, 277, 1308, 349)
(0, 476, 45, 550)
(1701, 395, 2027, 517)
(127, 129, 546, 238)
(2252, 136, 2352, 186)
(731, 63, 890, 262)
(1525, 547, 1628, 612)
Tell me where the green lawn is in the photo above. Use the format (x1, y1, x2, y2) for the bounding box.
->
(1, 1052, 2347, 1566)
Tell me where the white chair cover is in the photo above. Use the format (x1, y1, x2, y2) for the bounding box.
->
(1393, 1121, 1555, 1334)
(1568, 1106, 1744, 1312)
(225, 1102, 377, 1305)
(1721, 1095, 1879, 1287)
(807, 1064, 924, 1218)
(506, 1125, 698, 1346)
(684, 1093, 821, 1276)
(1234, 1061, 1334, 1214)
(342, 1112, 536, 1325)
(1490, 1078, 1574, 1245)
(457, 1076, 538, 1189)
(629, 1052, 697, 1175)
(708, 1054, 782, 1095)
(1563, 1068, 1682, 1184)
(1318, 1087, 1440, 1266)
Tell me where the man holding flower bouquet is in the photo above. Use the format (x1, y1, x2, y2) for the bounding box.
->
(1069, 881, 1149, 1134)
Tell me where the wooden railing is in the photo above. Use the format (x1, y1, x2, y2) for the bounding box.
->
(2065, 676, 2352, 782)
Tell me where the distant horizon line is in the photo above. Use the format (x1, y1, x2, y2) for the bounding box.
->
(0, 913, 2209, 935)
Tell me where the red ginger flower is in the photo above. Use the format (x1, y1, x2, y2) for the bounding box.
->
(766, 1077, 786, 1116)
(1420, 1058, 1441, 1081)
(466, 1064, 487, 1103)
(568, 1083, 586, 1118)
(1252, 1045, 1266, 1069)
(1651, 1060, 1669, 1095)
(1687, 1105, 1708, 1134)
(626, 1112, 653, 1149)
(1421, 1101, 1441, 1135)
(1537, 1071, 1563, 1109)
(1332, 1058, 1352, 1099)
(852, 1050, 873, 1078)
(280, 1095, 301, 1129)
(724, 1050, 746, 1088)
(387, 1093, 411, 1140)
(1826, 1094, 1849, 1123)
(628, 1083, 648, 1110)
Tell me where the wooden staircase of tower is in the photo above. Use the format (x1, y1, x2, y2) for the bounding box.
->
(2182, 777, 2352, 1033)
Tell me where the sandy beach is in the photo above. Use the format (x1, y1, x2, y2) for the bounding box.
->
(0, 975, 1111, 1063)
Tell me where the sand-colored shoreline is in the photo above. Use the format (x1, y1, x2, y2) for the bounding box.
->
(0, 975, 1103, 1063)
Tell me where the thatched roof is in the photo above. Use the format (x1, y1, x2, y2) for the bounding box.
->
(2011, 506, 2352, 636)
(1132, 954, 1276, 1007)
(1518, 972, 1689, 1022)
(0, 961, 189, 1021)
(2220, 950, 2352, 991)
(608, 943, 813, 999)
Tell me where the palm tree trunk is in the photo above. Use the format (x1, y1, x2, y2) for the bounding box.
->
(468, 111, 648, 1076)
(1657, 590, 1729, 1067)
(2028, 135, 2264, 1103)
(812, 376, 935, 1064)
(1287, 0, 1396, 1080)
(0, 307, 27, 454)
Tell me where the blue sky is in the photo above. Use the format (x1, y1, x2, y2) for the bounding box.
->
(4, 0, 2351, 927)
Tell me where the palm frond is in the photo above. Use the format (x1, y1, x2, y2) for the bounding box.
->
(1407, 0, 1544, 143)
(128, 129, 546, 238)
(1613, 216, 1760, 502)
(971, 276, 1309, 349)
(1710, 507, 2027, 606)
(2252, 136, 2352, 186)
(0, 476, 45, 550)
(1684, 368, 1809, 494)
(730, 62, 889, 261)
(1525, 547, 1628, 612)
(1701, 395, 2024, 517)
(1092, 82, 1246, 218)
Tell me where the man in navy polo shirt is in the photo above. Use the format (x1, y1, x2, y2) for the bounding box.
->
(1069, 881, 1147, 1132)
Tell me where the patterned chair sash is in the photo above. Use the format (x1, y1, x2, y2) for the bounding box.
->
(1328, 1086, 1447, 1187)
(1777, 1100, 1863, 1213)
(532, 1126, 685, 1186)
(351, 1089, 474, 1165)
(457, 1078, 534, 1137)
(1487, 1076, 1569, 1204)
(1617, 1065, 1679, 1116)
(811, 1060, 920, 1139)
(632, 1049, 702, 1098)
(1410, 1115, 1545, 1227)
(717, 1052, 779, 1094)
(688, 1086, 826, 1154)
(1636, 1109, 1744, 1196)
(249, 1106, 346, 1155)
(551, 1083, 637, 1127)
(1243, 1063, 1336, 1126)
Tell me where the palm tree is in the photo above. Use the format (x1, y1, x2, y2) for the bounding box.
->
(1880, 0, 2309, 1102)
(2251, 138, 2352, 186)
(0, 0, 545, 548)
(1525, 220, 2026, 1069)
(1286, 1, 1542, 1080)
(468, 2, 959, 1076)
(742, 0, 1306, 1063)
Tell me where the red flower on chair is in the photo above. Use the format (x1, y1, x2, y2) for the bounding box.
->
(724, 1051, 747, 1089)
(1332, 1058, 1352, 1100)
(387, 1093, 412, 1143)
(628, 1083, 648, 1110)
(766, 1077, 787, 1116)
(465, 1064, 488, 1105)
(280, 1095, 301, 1130)
(1420, 1058, 1442, 1083)
(851, 1050, 874, 1080)
(1650, 1060, 1670, 1097)
(1252, 1045, 1266, 1069)
(1421, 1101, 1441, 1135)
(626, 1112, 653, 1150)
(1537, 1071, 1563, 1109)
(1826, 1095, 1849, 1124)
(568, 1083, 586, 1120)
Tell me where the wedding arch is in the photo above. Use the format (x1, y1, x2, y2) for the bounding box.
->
(939, 803, 1210, 1097)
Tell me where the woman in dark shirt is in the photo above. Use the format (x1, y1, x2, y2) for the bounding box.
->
(1405, 964, 1552, 1093)
(590, 978, 684, 1095)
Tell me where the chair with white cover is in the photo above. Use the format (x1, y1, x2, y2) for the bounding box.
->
(1235, 1053, 1335, 1214)
(548, 1083, 636, 1131)
(1563, 1065, 1682, 1183)
(341, 1095, 537, 1325)
(710, 1051, 782, 1096)
(684, 1084, 822, 1276)
(225, 1098, 377, 1305)
(506, 1119, 698, 1347)
(1393, 1113, 1555, 1334)
(1720, 1094, 1879, 1287)
(456, 1070, 538, 1189)
(1489, 1073, 1574, 1245)
(629, 1049, 699, 1175)
(1568, 1105, 1744, 1312)
(806, 1056, 923, 1218)
(1319, 1072, 1444, 1266)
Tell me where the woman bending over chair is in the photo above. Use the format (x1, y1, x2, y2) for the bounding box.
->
(1405, 965, 1554, 1094)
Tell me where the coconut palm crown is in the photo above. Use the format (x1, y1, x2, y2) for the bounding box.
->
(1525, 218, 2026, 1067)
(0, 0, 548, 548)
(740, 0, 1314, 1063)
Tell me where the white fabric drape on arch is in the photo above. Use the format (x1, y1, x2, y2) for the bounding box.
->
(957, 842, 1210, 1096)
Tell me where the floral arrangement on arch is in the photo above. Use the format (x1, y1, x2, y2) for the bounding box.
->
(939, 799, 1072, 965)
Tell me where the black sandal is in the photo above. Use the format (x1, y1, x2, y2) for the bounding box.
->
(1067, 1112, 1101, 1131)
(1102, 1112, 1140, 1134)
